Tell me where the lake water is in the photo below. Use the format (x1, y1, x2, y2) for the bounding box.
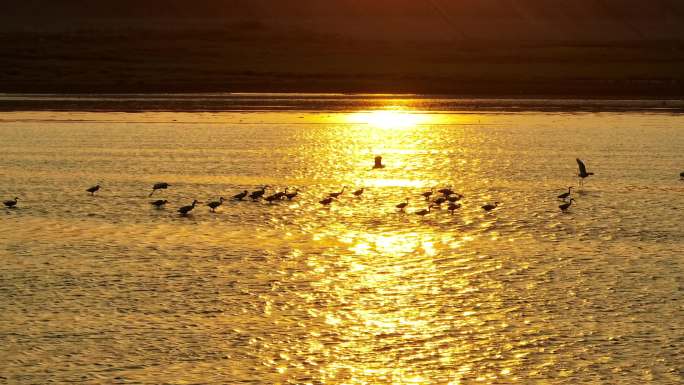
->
(1, 96, 683, 384)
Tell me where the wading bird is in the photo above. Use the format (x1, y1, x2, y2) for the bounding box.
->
(285, 188, 299, 200)
(373, 156, 385, 169)
(576, 158, 594, 186)
(395, 198, 409, 211)
(264, 191, 284, 204)
(557, 186, 573, 201)
(329, 186, 346, 199)
(559, 198, 575, 212)
(433, 196, 447, 206)
(447, 202, 461, 214)
(149, 182, 170, 197)
(207, 197, 225, 212)
(482, 202, 499, 212)
(438, 187, 454, 196)
(150, 199, 168, 208)
(249, 186, 267, 201)
(319, 197, 334, 206)
(447, 193, 463, 203)
(3, 197, 18, 208)
(86, 184, 100, 196)
(415, 206, 433, 216)
(421, 188, 434, 200)
(178, 200, 198, 215)
(232, 190, 248, 201)
(353, 188, 365, 197)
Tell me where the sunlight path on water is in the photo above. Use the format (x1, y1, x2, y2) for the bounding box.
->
(0, 106, 682, 384)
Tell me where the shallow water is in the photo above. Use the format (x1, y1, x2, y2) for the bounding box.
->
(1, 102, 683, 384)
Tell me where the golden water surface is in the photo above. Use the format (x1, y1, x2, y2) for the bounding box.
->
(0, 104, 683, 384)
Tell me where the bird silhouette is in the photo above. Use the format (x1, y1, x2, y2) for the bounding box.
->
(395, 198, 409, 211)
(482, 202, 499, 212)
(150, 199, 168, 208)
(3, 197, 18, 208)
(319, 197, 334, 206)
(249, 186, 267, 201)
(285, 188, 299, 200)
(232, 190, 248, 201)
(415, 206, 433, 216)
(437, 187, 454, 196)
(557, 186, 573, 201)
(86, 184, 100, 196)
(178, 200, 198, 215)
(421, 188, 434, 200)
(433, 196, 447, 206)
(264, 191, 284, 204)
(559, 198, 575, 212)
(149, 182, 170, 197)
(447, 202, 461, 214)
(328, 186, 346, 199)
(680, 171, 684, 180)
(373, 155, 385, 169)
(207, 197, 225, 212)
(353, 188, 365, 197)
(446, 193, 463, 203)
(576, 158, 594, 186)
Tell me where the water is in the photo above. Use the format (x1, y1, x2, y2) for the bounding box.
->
(1, 98, 683, 384)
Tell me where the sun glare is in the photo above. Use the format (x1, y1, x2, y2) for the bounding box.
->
(347, 109, 428, 129)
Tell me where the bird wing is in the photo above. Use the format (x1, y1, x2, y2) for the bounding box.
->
(576, 158, 587, 175)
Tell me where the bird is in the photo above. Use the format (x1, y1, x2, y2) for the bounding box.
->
(285, 188, 299, 200)
(178, 200, 198, 215)
(446, 193, 463, 203)
(328, 186, 346, 199)
(150, 199, 168, 208)
(149, 182, 170, 197)
(232, 190, 248, 201)
(249, 186, 267, 201)
(482, 202, 499, 212)
(680, 171, 684, 180)
(576, 158, 594, 186)
(447, 202, 461, 214)
(557, 186, 573, 201)
(421, 188, 434, 200)
(415, 206, 433, 216)
(207, 197, 225, 212)
(559, 198, 575, 212)
(437, 187, 454, 196)
(395, 198, 409, 211)
(264, 192, 283, 204)
(86, 184, 100, 195)
(433, 196, 447, 206)
(319, 197, 334, 206)
(373, 155, 385, 169)
(353, 188, 365, 197)
(3, 197, 18, 208)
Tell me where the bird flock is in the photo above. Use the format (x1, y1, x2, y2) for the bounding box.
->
(3, 158, 682, 216)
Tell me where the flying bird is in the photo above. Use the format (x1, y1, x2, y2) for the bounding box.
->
(482, 202, 499, 212)
(557, 186, 573, 201)
(207, 197, 225, 212)
(576, 158, 594, 186)
(3, 197, 18, 208)
(149, 182, 170, 197)
(86, 184, 100, 195)
(178, 200, 198, 215)
(150, 199, 168, 208)
(559, 198, 575, 212)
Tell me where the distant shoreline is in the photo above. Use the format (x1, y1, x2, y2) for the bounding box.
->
(1, 93, 683, 113)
